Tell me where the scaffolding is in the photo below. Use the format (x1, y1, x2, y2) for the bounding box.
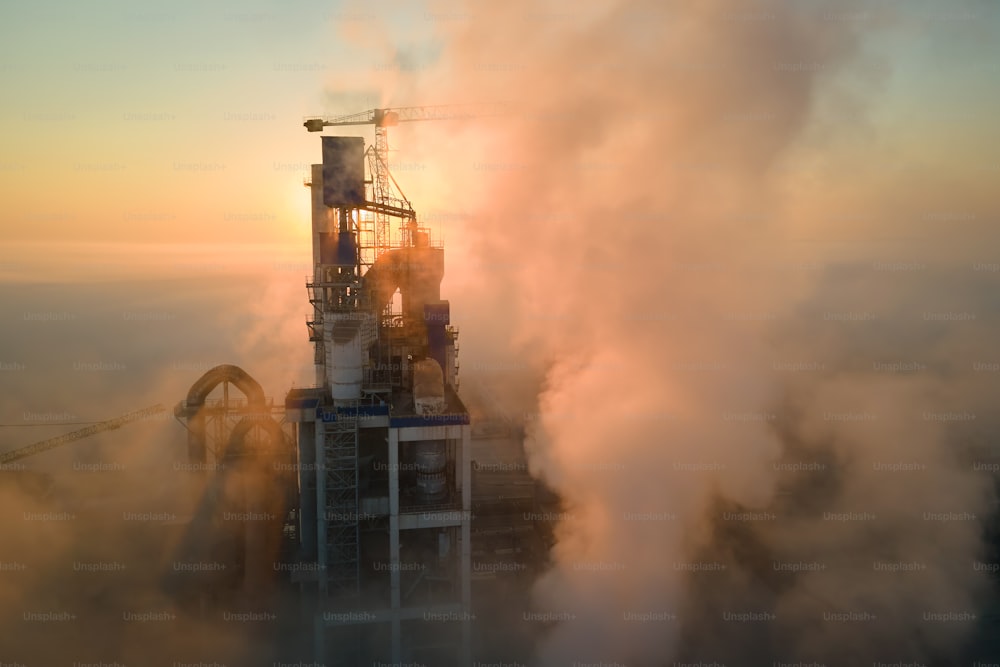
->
(321, 409, 360, 596)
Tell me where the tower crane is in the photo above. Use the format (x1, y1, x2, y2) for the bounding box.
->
(0, 404, 166, 465)
(303, 104, 505, 251)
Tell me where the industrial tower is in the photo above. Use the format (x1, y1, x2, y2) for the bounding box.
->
(285, 110, 472, 665)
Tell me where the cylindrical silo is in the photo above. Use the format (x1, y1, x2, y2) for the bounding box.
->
(412, 358, 445, 415)
(325, 315, 363, 400)
(413, 439, 447, 501)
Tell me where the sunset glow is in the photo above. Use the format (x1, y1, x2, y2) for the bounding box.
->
(2, 1, 999, 664)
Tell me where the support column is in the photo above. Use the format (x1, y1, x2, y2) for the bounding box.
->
(388, 427, 402, 662)
(314, 610, 325, 663)
(315, 421, 327, 594)
(187, 410, 206, 463)
(460, 423, 472, 665)
(299, 421, 317, 557)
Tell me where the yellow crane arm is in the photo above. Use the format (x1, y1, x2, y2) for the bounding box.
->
(0, 404, 166, 465)
(304, 103, 507, 132)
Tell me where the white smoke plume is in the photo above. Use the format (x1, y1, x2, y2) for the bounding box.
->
(327, 0, 999, 663)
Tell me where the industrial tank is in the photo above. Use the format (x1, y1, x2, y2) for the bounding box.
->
(325, 316, 363, 400)
(413, 440, 447, 501)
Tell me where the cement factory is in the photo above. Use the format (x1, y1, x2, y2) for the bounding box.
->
(4, 105, 1000, 665)
(0, 107, 554, 665)
(165, 107, 556, 664)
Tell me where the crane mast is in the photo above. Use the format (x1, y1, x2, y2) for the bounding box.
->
(304, 104, 505, 253)
(374, 119, 394, 253)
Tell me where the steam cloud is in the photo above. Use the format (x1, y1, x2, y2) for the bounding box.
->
(0, 1, 994, 664)
(335, 0, 1000, 663)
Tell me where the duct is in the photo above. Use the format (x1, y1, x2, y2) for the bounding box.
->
(184, 364, 266, 408)
(362, 247, 444, 323)
(424, 301, 450, 374)
(412, 358, 446, 415)
(180, 364, 267, 463)
(224, 415, 288, 461)
(319, 231, 357, 266)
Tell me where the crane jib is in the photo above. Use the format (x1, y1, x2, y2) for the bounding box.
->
(0, 404, 165, 465)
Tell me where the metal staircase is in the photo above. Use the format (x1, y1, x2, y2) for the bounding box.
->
(323, 406, 360, 595)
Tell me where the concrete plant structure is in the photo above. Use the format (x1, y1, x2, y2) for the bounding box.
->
(284, 124, 472, 665)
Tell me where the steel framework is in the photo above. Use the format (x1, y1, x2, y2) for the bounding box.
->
(322, 411, 360, 596)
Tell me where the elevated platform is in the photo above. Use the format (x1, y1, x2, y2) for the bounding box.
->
(285, 384, 469, 428)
